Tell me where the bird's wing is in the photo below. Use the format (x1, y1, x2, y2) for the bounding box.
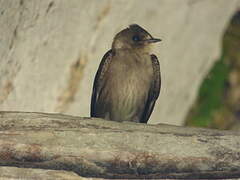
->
(140, 54, 161, 123)
(91, 49, 113, 117)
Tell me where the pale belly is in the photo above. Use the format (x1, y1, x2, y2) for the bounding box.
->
(99, 60, 153, 122)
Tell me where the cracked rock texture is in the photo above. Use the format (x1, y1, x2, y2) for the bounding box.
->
(0, 0, 239, 125)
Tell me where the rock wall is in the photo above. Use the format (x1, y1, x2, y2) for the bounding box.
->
(0, 0, 239, 125)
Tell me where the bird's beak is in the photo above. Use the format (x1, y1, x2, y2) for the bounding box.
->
(146, 38, 162, 43)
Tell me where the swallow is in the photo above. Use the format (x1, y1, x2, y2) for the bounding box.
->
(91, 24, 161, 123)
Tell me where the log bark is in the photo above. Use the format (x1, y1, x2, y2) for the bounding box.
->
(0, 166, 83, 180)
(0, 111, 240, 179)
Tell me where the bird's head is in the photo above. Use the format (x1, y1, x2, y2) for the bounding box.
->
(112, 24, 161, 50)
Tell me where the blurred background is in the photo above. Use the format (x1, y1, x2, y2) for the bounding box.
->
(0, 0, 240, 130)
(186, 10, 240, 130)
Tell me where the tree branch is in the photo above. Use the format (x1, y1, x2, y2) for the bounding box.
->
(0, 166, 81, 179)
(0, 111, 240, 179)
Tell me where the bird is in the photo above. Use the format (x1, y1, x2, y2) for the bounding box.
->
(91, 24, 161, 123)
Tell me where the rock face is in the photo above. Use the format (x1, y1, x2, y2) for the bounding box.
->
(0, 0, 239, 125)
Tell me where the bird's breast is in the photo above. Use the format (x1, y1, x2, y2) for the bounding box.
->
(97, 51, 153, 121)
(107, 52, 153, 105)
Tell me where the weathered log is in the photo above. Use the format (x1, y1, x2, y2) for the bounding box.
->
(0, 111, 240, 179)
(0, 166, 83, 180)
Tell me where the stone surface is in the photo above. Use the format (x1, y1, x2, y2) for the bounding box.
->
(185, 10, 240, 130)
(0, 111, 240, 179)
(0, 0, 239, 125)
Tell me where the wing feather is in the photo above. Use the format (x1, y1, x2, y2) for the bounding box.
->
(90, 50, 113, 117)
(140, 54, 161, 123)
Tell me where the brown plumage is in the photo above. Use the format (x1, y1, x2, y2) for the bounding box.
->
(91, 24, 161, 123)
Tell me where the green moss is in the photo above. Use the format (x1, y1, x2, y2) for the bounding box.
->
(186, 11, 240, 129)
(186, 56, 230, 128)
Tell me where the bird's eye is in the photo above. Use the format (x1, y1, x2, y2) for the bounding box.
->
(132, 35, 140, 42)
